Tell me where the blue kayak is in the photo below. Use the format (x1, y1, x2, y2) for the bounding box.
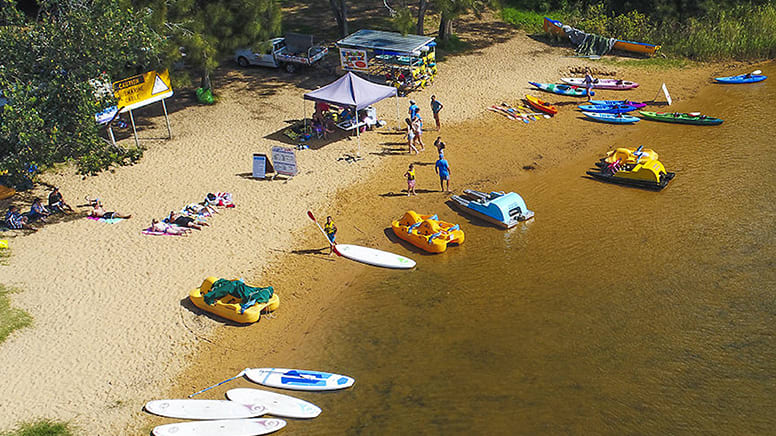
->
(578, 104, 638, 114)
(588, 99, 647, 109)
(582, 112, 640, 124)
(714, 74, 767, 84)
(528, 81, 591, 97)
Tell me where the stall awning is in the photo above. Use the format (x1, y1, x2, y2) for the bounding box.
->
(337, 29, 435, 55)
(303, 72, 397, 110)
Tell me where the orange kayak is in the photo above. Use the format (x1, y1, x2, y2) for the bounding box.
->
(525, 95, 558, 116)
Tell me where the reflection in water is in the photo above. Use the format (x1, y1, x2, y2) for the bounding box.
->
(286, 69, 776, 435)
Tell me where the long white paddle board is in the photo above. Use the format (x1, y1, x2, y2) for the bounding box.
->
(145, 399, 266, 420)
(153, 418, 286, 436)
(334, 244, 416, 269)
(244, 367, 355, 391)
(226, 388, 322, 419)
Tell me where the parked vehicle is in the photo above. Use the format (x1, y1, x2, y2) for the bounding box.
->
(234, 33, 328, 73)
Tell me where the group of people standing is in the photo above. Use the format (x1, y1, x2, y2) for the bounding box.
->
(402, 96, 450, 195)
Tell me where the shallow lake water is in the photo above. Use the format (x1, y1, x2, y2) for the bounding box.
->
(275, 66, 776, 435)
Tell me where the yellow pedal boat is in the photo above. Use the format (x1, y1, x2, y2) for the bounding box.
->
(391, 211, 465, 253)
(598, 146, 659, 167)
(190, 276, 280, 324)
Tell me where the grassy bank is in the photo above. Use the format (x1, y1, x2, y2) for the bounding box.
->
(0, 420, 73, 436)
(501, 1, 776, 61)
(0, 284, 32, 345)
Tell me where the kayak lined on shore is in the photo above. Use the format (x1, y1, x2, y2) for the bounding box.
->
(528, 81, 590, 97)
(578, 104, 638, 114)
(714, 74, 767, 84)
(582, 112, 640, 124)
(525, 94, 558, 115)
(589, 99, 647, 108)
(639, 111, 723, 125)
(561, 77, 639, 90)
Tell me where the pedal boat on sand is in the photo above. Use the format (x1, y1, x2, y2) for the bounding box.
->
(190, 277, 280, 324)
(450, 190, 534, 229)
(391, 211, 464, 253)
(595, 146, 659, 168)
(587, 159, 675, 190)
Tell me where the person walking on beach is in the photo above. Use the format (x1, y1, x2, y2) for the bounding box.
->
(434, 136, 445, 154)
(324, 216, 337, 255)
(435, 151, 451, 192)
(584, 67, 594, 102)
(430, 95, 444, 130)
(404, 163, 417, 196)
(405, 118, 419, 154)
(412, 111, 425, 151)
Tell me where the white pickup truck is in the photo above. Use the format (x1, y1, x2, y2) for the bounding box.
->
(234, 33, 328, 73)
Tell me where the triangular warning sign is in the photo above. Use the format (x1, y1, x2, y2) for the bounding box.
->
(151, 74, 170, 95)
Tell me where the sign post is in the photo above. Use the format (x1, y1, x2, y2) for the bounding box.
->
(112, 69, 174, 146)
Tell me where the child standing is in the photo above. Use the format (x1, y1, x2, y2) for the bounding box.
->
(405, 118, 419, 154)
(324, 216, 337, 255)
(404, 163, 417, 196)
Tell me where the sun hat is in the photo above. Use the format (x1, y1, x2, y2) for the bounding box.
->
(409, 99, 415, 104)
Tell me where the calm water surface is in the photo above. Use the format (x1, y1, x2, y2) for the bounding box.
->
(287, 68, 776, 435)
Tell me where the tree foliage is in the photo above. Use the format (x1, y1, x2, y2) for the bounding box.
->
(132, 0, 282, 87)
(0, 0, 163, 180)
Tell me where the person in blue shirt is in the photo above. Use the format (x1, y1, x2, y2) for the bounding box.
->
(434, 151, 451, 192)
(408, 99, 419, 119)
(430, 95, 444, 130)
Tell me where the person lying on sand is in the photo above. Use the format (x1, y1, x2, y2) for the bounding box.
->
(151, 218, 190, 235)
(169, 211, 208, 230)
(87, 198, 132, 219)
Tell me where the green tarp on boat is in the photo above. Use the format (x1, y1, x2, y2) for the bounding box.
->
(204, 279, 274, 312)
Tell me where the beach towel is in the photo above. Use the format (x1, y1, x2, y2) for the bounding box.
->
(87, 216, 124, 224)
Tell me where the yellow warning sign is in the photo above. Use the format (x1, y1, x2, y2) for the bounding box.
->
(113, 69, 173, 112)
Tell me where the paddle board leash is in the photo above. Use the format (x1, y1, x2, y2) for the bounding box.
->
(188, 369, 246, 398)
(306, 211, 342, 256)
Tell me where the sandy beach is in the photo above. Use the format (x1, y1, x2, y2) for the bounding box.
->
(0, 12, 729, 434)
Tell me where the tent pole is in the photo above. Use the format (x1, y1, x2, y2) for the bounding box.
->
(356, 107, 361, 158)
(303, 99, 307, 133)
(395, 94, 400, 130)
(162, 99, 172, 139)
(129, 109, 139, 148)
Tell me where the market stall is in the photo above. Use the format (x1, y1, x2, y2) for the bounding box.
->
(336, 29, 437, 95)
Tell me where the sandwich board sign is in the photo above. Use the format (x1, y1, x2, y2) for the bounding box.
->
(271, 146, 298, 178)
(113, 69, 173, 112)
(252, 153, 274, 179)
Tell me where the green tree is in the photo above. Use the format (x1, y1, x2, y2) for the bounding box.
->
(0, 0, 162, 180)
(133, 0, 282, 89)
(435, 0, 490, 42)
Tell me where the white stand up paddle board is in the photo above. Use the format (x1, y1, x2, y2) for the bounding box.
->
(153, 418, 286, 436)
(245, 367, 355, 392)
(307, 210, 416, 269)
(334, 244, 416, 269)
(227, 388, 322, 419)
(145, 399, 267, 420)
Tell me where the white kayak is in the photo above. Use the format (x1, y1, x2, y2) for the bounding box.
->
(244, 367, 355, 392)
(153, 418, 286, 436)
(226, 388, 322, 419)
(145, 399, 267, 420)
(334, 243, 416, 269)
(561, 77, 639, 90)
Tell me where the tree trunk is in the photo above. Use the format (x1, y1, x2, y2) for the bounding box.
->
(329, 0, 349, 38)
(200, 70, 211, 90)
(438, 11, 453, 42)
(416, 0, 427, 35)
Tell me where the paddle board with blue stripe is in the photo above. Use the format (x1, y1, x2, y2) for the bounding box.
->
(144, 399, 267, 420)
(245, 368, 355, 392)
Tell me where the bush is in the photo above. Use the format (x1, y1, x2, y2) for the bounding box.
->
(0, 420, 73, 436)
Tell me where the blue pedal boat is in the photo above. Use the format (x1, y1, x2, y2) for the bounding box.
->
(450, 190, 534, 229)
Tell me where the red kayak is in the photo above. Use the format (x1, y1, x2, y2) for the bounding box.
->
(525, 94, 558, 116)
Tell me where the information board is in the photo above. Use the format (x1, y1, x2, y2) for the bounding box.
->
(340, 48, 369, 72)
(271, 147, 298, 177)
